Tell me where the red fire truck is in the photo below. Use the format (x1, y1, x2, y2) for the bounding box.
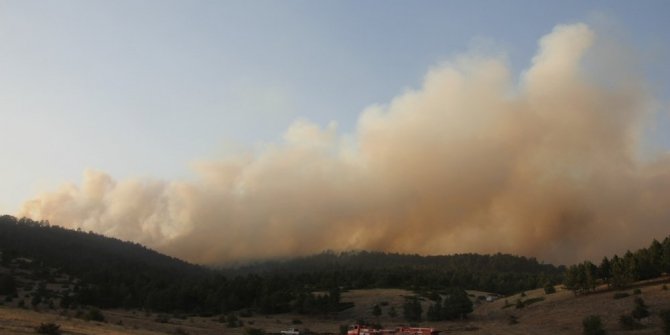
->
(347, 324, 439, 335)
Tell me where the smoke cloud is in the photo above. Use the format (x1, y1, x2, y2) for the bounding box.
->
(19, 23, 670, 265)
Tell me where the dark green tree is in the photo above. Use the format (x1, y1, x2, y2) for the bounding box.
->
(582, 315, 606, 335)
(442, 288, 472, 319)
(610, 255, 632, 289)
(372, 304, 382, 318)
(598, 257, 612, 287)
(388, 306, 397, 318)
(544, 283, 556, 294)
(426, 301, 441, 321)
(631, 297, 649, 320)
(402, 296, 422, 322)
(0, 273, 17, 295)
(660, 309, 670, 335)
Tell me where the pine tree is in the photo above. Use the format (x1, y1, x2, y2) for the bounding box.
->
(598, 257, 612, 287)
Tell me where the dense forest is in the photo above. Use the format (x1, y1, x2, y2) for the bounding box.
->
(565, 237, 670, 294)
(1, 215, 562, 316)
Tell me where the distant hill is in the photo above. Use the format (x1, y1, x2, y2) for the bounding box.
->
(228, 249, 562, 274)
(1, 214, 562, 315)
(0, 215, 206, 277)
(225, 250, 564, 294)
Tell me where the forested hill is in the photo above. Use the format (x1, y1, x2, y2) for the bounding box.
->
(0, 215, 207, 277)
(226, 250, 562, 275)
(1, 214, 562, 315)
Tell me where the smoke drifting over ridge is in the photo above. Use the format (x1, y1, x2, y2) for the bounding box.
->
(19, 24, 670, 265)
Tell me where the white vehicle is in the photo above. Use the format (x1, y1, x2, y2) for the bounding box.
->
(280, 328, 301, 335)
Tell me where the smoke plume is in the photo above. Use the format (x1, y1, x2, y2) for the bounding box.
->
(19, 24, 670, 265)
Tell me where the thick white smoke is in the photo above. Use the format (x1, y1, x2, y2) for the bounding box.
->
(19, 23, 670, 265)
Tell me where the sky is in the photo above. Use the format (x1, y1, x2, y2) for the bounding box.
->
(2, 1, 670, 265)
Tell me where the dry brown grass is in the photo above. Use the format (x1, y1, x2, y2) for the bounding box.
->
(2, 282, 670, 334)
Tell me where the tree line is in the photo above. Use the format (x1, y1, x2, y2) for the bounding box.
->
(1, 215, 559, 316)
(565, 237, 670, 294)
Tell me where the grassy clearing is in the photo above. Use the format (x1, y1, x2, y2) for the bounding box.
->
(2, 281, 670, 334)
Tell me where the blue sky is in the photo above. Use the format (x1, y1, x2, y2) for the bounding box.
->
(1, 0, 669, 213)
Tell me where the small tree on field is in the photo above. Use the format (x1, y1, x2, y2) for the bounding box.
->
(35, 322, 61, 335)
(388, 306, 397, 318)
(659, 309, 670, 335)
(582, 315, 606, 335)
(372, 304, 382, 318)
(402, 296, 422, 322)
(631, 297, 649, 320)
(544, 283, 556, 295)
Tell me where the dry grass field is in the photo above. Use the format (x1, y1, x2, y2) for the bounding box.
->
(2, 282, 670, 335)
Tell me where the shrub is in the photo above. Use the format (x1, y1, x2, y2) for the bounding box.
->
(544, 284, 556, 295)
(339, 324, 349, 335)
(243, 327, 266, 335)
(633, 288, 641, 295)
(582, 315, 606, 335)
(523, 297, 545, 306)
(662, 284, 668, 291)
(613, 292, 629, 299)
(226, 314, 242, 328)
(85, 308, 106, 322)
(174, 327, 189, 335)
(515, 299, 524, 309)
(35, 322, 61, 335)
(659, 309, 670, 335)
(507, 315, 518, 325)
(632, 298, 649, 320)
(619, 315, 642, 330)
(292, 319, 302, 325)
(387, 306, 397, 318)
(155, 315, 170, 323)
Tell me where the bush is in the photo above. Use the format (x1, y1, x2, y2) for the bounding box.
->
(633, 288, 641, 295)
(631, 297, 649, 320)
(243, 327, 266, 335)
(339, 324, 349, 335)
(507, 315, 518, 325)
(619, 315, 643, 330)
(619, 315, 642, 330)
(660, 309, 670, 335)
(35, 323, 61, 335)
(155, 315, 170, 323)
(387, 306, 397, 318)
(174, 327, 189, 335)
(85, 308, 106, 322)
(522, 297, 545, 306)
(663, 284, 668, 291)
(582, 315, 606, 335)
(292, 319, 302, 325)
(544, 283, 556, 295)
(226, 314, 242, 328)
(402, 296, 422, 322)
(515, 299, 524, 309)
(0, 274, 17, 295)
(613, 292, 629, 299)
